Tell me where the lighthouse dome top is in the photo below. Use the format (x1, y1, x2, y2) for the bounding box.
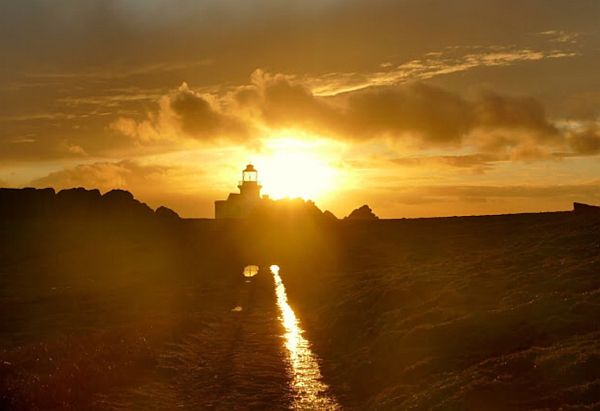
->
(244, 164, 256, 172)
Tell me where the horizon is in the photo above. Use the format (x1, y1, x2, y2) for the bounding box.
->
(0, 183, 583, 220)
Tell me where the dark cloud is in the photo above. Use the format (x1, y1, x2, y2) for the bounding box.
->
(112, 83, 251, 143)
(338, 85, 565, 157)
(375, 181, 600, 214)
(418, 183, 600, 200)
(560, 91, 600, 121)
(243, 73, 589, 159)
(31, 160, 171, 192)
(340, 84, 471, 144)
(473, 92, 558, 137)
(169, 83, 249, 140)
(3, 0, 597, 76)
(248, 71, 340, 132)
(391, 154, 499, 174)
(113, 72, 598, 161)
(0, 132, 93, 162)
(232, 72, 563, 152)
(568, 123, 600, 155)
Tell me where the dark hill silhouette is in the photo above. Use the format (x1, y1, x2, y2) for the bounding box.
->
(101, 189, 154, 219)
(0, 187, 174, 222)
(0, 187, 56, 219)
(155, 205, 180, 220)
(573, 201, 600, 214)
(323, 210, 338, 220)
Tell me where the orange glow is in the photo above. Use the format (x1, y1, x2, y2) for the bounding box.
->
(253, 136, 341, 202)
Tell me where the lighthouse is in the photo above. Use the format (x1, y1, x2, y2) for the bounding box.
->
(238, 164, 262, 200)
(214, 164, 265, 219)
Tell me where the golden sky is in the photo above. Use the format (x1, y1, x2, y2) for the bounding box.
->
(1, 0, 599, 218)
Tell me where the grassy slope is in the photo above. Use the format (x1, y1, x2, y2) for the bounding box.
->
(0, 218, 263, 409)
(281, 212, 600, 410)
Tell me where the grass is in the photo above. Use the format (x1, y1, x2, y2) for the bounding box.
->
(1, 211, 599, 409)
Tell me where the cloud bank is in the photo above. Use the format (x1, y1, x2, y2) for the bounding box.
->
(112, 70, 599, 162)
(31, 160, 172, 192)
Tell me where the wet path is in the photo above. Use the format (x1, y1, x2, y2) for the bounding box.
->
(97, 264, 338, 410)
(271, 265, 340, 410)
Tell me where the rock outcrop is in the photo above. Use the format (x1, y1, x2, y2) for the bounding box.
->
(345, 205, 379, 220)
(573, 202, 600, 214)
(0, 187, 175, 222)
(323, 210, 338, 220)
(102, 189, 154, 218)
(155, 206, 180, 220)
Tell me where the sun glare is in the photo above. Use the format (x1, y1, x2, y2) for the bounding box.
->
(253, 137, 339, 201)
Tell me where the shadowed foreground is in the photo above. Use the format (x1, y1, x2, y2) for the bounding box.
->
(281, 212, 600, 409)
(1, 191, 599, 409)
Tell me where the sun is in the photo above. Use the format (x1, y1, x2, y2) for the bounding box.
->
(253, 137, 339, 201)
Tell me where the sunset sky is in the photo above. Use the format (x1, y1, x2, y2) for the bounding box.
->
(1, 0, 599, 218)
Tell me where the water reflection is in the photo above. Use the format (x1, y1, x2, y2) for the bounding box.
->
(270, 265, 339, 410)
(243, 265, 259, 278)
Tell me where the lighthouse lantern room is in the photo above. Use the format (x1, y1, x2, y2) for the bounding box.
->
(238, 164, 262, 199)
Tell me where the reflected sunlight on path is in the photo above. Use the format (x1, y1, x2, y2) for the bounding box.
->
(270, 265, 340, 410)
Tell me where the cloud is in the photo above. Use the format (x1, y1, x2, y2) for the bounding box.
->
(111, 71, 597, 162)
(567, 123, 600, 155)
(338, 83, 471, 145)
(231, 71, 563, 155)
(308, 45, 578, 96)
(417, 182, 600, 201)
(245, 72, 565, 157)
(21, 60, 213, 83)
(391, 154, 500, 174)
(31, 160, 171, 192)
(538, 30, 580, 44)
(373, 181, 600, 214)
(559, 91, 600, 121)
(111, 82, 251, 143)
(465, 92, 562, 159)
(334, 85, 562, 158)
(239, 70, 341, 133)
(2, 0, 593, 164)
(170, 83, 248, 138)
(472, 92, 557, 135)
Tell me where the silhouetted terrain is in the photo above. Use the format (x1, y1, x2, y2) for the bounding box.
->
(281, 212, 600, 410)
(1, 188, 599, 409)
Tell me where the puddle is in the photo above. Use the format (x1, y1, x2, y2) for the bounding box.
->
(243, 265, 259, 278)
